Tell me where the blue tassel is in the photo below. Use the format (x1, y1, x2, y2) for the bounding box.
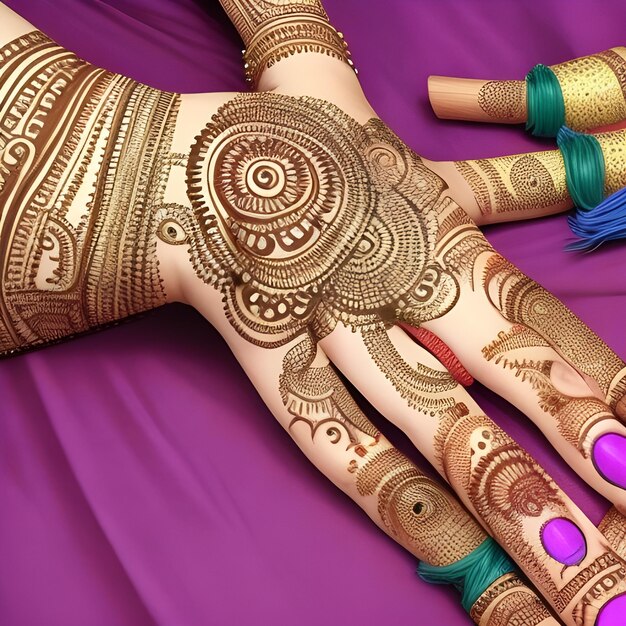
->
(566, 186, 626, 251)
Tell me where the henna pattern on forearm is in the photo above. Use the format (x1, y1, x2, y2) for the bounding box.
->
(454, 152, 569, 218)
(218, 0, 351, 85)
(0, 33, 178, 357)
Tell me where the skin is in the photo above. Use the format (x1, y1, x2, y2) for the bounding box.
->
(428, 47, 626, 131)
(2, 2, 626, 624)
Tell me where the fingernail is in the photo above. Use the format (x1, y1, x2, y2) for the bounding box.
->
(596, 592, 626, 626)
(593, 433, 626, 489)
(540, 517, 587, 566)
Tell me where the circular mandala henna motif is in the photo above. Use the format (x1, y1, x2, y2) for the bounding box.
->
(187, 93, 371, 293)
(185, 92, 449, 345)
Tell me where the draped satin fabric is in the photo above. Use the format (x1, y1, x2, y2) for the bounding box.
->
(1, 1, 624, 624)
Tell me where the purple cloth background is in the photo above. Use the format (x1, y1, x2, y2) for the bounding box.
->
(1, 1, 625, 624)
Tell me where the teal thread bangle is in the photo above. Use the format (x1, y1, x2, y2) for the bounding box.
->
(525, 64, 566, 137)
(416, 537, 516, 614)
(557, 126, 606, 210)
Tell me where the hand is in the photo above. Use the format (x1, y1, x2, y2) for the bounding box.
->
(3, 1, 626, 623)
(162, 40, 626, 626)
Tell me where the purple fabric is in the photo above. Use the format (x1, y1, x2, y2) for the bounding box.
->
(1, 1, 625, 624)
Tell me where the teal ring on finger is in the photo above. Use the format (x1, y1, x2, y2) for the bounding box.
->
(416, 536, 516, 613)
(525, 64, 566, 137)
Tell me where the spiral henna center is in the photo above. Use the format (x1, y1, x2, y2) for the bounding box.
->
(181, 92, 457, 346)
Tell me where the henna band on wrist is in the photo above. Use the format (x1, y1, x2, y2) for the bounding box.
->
(241, 14, 354, 86)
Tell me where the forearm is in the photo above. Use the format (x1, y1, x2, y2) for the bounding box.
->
(0, 25, 178, 357)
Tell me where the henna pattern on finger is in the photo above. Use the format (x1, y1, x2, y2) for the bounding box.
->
(485, 351, 615, 457)
(477, 80, 526, 120)
(599, 507, 626, 561)
(454, 152, 568, 217)
(355, 446, 486, 566)
(360, 325, 458, 416)
(482, 254, 626, 412)
(279, 333, 381, 448)
(278, 335, 554, 621)
(0, 33, 178, 357)
(470, 574, 554, 625)
(436, 408, 626, 617)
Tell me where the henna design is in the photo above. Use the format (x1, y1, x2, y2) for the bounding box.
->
(278, 336, 555, 617)
(184, 92, 459, 350)
(360, 325, 458, 416)
(477, 80, 526, 120)
(482, 330, 615, 455)
(551, 50, 626, 130)
(218, 0, 351, 85)
(482, 254, 626, 412)
(279, 334, 381, 447)
(436, 407, 626, 615)
(454, 152, 568, 217)
(219, 0, 329, 45)
(482, 324, 550, 362)
(469, 573, 553, 625)
(404, 325, 473, 386)
(354, 446, 486, 566)
(0, 33, 178, 357)
(598, 507, 626, 560)
(278, 336, 488, 568)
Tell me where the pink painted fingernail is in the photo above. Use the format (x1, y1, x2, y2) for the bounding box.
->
(596, 592, 626, 626)
(540, 517, 586, 566)
(593, 433, 626, 489)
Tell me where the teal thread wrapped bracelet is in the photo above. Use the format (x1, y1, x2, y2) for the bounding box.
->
(526, 64, 566, 137)
(557, 126, 605, 210)
(557, 125, 626, 251)
(416, 536, 516, 614)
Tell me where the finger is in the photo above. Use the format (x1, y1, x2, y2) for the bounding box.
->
(321, 322, 626, 625)
(425, 128, 626, 226)
(423, 278, 626, 513)
(428, 47, 626, 132)
(413, 220, 626, 510)
(599, 507, 626, 560)
(219, 324, 556, 624)
(478, 252, 626, 419)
